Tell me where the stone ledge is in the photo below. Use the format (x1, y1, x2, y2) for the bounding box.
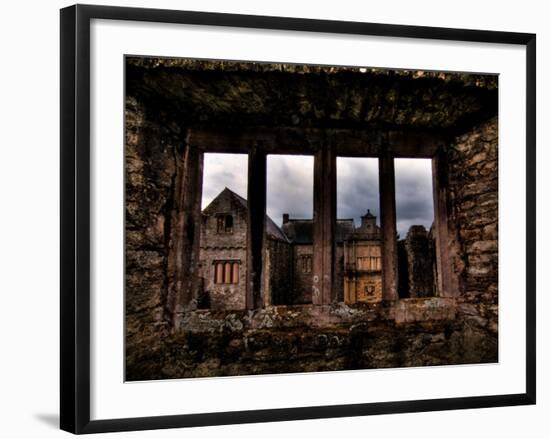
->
(393, 298, 456, 325)
(178, 298, 458, 333)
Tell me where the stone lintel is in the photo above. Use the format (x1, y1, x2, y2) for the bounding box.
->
(188, 126, 442, 157)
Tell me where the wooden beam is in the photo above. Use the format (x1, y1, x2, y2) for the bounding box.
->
(379, 152, 399, 301)
(246, 145, 267, 309)
(312, 141, 336, 304)
(170, 145, 203, 327)
(432, 149, 460, 297)
(188, 126, 442, 158)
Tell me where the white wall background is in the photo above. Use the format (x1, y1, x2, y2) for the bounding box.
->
(0, 0, 546, 437)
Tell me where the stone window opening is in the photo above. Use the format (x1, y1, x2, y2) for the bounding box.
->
(171, 127, 458, 314)
(216, 214, 234, 234)
(213, 260, 240, 284)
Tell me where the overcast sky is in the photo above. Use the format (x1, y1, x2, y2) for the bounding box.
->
(201, 153, 249, 209)
(202, 153, 434, 237)
(394, 158, 434, 237)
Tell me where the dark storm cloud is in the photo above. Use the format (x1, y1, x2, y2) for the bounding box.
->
(337, 158, 379, 224)
(266, 155, 314, 224)
(202, 153, 248, 208)
(394, 159, 434, 237)
(202, 154, 434, 236)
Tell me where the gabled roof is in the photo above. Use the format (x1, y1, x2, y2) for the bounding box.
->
(203, 188, 289, 242)
(203, 188, 381, 244)
(281, 219, 312, 244)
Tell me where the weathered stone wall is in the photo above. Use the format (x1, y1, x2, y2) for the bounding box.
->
(292, 244, 313, 304)
(125, 96, 183, 369)
(265, 238, 294, 305)
(125, 299, 489, 381)
(334, 244, 345, 301)
(198, 247, 247, 310)
(403, 225, 435, 298)
(200, 191, 248, 248)
(127, 57, 497, 131)
(447, 116, 498, 360)
(397, 240, 410, 298)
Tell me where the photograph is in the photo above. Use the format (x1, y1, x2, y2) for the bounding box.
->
(124, 56, 499, 381)
(0, 0, 542, 436)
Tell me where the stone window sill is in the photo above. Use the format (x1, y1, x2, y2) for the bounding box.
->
(182, 298, 457, 332)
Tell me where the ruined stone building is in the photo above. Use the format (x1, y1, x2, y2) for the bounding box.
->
(125, 56, 499, 380)
(198, 188, 433, 310)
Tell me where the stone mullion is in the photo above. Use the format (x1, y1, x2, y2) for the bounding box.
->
(312, 141, 336, 305)
(432, 148, 459, 297)
(246, 145, 267, 309)
(379, 151, 399, 301)
(171, 144, 203, 327)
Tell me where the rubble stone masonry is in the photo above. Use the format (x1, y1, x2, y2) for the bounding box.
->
(447, 117, 499, 362)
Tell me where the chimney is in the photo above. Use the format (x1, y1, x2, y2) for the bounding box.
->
(282, 213, 290, 224)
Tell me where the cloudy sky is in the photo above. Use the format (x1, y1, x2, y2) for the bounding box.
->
(267, 155, 314, 224)
(202, 153, 433, 237)
(337, 157, 379, 225)
(201, 153, 249, 208)
(394, 158, 434, 237)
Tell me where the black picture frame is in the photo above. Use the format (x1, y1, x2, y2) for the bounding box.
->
(60, 4, 536, 434)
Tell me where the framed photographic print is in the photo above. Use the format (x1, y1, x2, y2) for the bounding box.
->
(60, 4, 536, 434)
